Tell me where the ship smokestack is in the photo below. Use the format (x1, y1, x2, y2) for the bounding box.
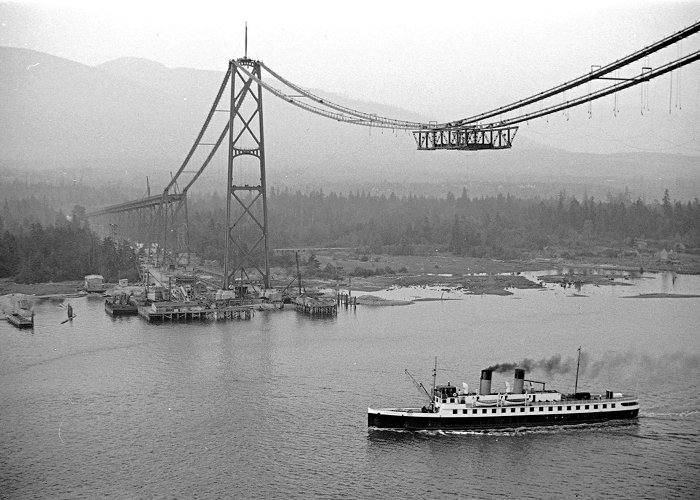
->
(513, 368, 525, 394)
(479, 369, 492, 395)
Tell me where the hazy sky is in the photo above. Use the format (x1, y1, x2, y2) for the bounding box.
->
(2, 0, 700, 154)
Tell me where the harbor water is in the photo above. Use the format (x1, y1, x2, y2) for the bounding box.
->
(1, 272, 698, 498)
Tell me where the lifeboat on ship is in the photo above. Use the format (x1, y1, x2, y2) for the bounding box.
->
(502, 394, 529, 405)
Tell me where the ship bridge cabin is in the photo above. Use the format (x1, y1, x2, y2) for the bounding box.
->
(434, 384, 458, 401)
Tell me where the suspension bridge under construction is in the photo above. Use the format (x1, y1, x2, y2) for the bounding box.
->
(87, 21, 700, 311)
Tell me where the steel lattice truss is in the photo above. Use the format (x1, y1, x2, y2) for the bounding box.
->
(223, 59, 270, 290)
(88, 193, 188, 266)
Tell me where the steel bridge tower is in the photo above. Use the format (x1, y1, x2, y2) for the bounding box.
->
(224, 58, 270, 291)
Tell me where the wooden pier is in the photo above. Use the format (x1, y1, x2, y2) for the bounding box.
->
(138, 301, 254, 323)
(295, 294, 337, 316)
(337, 293, 357, 310)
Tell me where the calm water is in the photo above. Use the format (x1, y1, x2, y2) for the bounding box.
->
(1, 272, 698, 498)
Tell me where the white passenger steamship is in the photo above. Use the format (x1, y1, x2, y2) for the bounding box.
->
(368, 360, 639, 431)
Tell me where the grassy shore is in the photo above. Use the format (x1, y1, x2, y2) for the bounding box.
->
(0, 279, 84, 297)
(297, 251, 699, 293)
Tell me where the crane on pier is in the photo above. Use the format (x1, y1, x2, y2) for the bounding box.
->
(88, 21, 700, 294)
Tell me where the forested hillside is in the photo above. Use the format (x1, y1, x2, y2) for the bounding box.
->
(188, 188, 700, 262)
(0, 207, 138, 283)
(1, 183, 698, 283)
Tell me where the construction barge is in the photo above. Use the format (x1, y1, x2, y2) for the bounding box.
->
(6, 311, 34, 329)
(5, 295, 34, 329)
(105, 292, 138, 317)
(121, 271, 262, 323)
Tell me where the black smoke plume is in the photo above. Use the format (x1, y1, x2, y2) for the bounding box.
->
(584, 351, 699, 379)
(486, 352, 589, 376)
(485, 351, 698, 383)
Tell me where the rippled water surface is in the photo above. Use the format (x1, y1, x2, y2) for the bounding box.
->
(1, 272, 698, 498)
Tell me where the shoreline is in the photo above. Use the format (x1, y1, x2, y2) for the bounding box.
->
(0, 279, 84, 298)
(1, 253, 697, 301)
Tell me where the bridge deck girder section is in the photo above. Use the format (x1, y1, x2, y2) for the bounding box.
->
(414, 126, 518, 151)
(87, 193, 186, 217)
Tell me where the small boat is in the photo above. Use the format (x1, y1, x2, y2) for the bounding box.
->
(6, 311, 34, 329)
(368, 354, 639, 431)
(105, 292, 138, 316)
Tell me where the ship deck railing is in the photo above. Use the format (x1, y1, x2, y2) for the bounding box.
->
(437, 393, 638, 408)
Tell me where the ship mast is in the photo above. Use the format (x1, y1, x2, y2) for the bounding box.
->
(431, 356, 437, 410)
(574, 346, 582, 394)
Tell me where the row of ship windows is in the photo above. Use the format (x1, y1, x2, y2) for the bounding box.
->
(452, 404, 616, 415)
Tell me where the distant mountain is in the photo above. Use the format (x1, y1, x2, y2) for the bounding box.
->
(1, 47, 698, 200)
(0, 48, 214, 166)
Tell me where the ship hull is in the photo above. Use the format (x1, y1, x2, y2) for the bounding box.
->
(368, 407, 639, 430)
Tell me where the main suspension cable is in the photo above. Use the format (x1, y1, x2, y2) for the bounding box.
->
(481, 49, 700, 128)
(164, 66, 232, 193)
(451, 20, 700, 127)
(257, 21, 699, 132)
(232, 59, 428, 130)
(259, 61, 427, 130)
